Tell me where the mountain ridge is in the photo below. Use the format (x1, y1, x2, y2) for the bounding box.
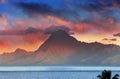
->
(0, 30, 120, 66)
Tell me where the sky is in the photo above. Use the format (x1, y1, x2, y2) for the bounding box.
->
(0, 0, 120, 53)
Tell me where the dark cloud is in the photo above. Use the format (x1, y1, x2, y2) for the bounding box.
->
(110, 38, 117, 41)
(103, 38, 109, 41)
(14, 2, 67, 21)
(0, 0, 7, 3)
(12, 1, 120, 34)
(0, 27, 42, 35)
(14, 2, 53, 16)
(113, 33, 120, 37)
(103, 38, 117, 41)
(0, 14, 5, 19)
(0, 14, 2, 18)
(0, 27, 48, 45)
(80, 0, 120, 8)
(98, 0, 120, 7)
(45, 26, 70, 34)
(14, 2, 117, 23)
(78, 2, 105, 12)
(23, 27, 41, 35)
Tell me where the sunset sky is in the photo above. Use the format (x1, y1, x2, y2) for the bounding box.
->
(0, 0, 120, 53)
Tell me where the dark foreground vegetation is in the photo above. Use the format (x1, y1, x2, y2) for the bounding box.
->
(97, 70, 119, 79)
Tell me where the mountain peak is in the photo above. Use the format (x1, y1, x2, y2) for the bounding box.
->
(52, 30, 68, 34)
(36, 30, 79, 55)
(41, 30, 78, 46)
(15, 48, 27, 53)
(49, 30, 70, 39)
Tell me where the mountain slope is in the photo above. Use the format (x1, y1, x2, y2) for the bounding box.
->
(32, 30, 81, 65)
(0, 30, 120, 66)
(31, 30, 120, 66)
(0, 48, 32, 65)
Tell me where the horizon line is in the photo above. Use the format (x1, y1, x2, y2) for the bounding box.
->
(0, 66, 120, 71)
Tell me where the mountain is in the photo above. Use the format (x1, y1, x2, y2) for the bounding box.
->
(25, 30, 120, 66)
(32, 30, 81, 65)
(36, 30, 80, 56)
(0, 48, 32, 66)
(0, 30, 120, 66)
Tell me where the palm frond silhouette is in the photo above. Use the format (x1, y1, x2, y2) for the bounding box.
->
(97, 70, 119, 79)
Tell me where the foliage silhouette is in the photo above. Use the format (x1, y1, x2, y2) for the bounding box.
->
(97, 70, 119, 79)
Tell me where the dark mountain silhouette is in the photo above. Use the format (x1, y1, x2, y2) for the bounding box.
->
(0, 30, 120, 66)
(36, 30, 80, 55)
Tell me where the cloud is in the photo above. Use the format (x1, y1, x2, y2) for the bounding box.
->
(15, 2, 53, 16)
(0, 14, 8, 27)
(22, 28, 47, 44)
(103, 38, 117, 41)
(23, 31, 48, 44)
(110, 38, 117, 41)
(1, 1, 119, 35)
(113, 33, 120, 37)
(0, 26, 49, 45)
(77, 2, 104, 12)
(0, 14, 2, 17)
(14, 2, 119, 30)
(22, 27, 42, 35)
(0, 36, 24, 53)
(14, 2, 69, 23)
(0, 27, 42, 35)
(0, 39, 9, 50)
(0, 0, 120, 53)
(0, 27, 49, 53)
(45, 26, 70, 34)
(98, 0, 120, 7)
(103, 38, 109, 41)
(0, 0, 7, 3)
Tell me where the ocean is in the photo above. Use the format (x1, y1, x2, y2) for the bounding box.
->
(0, 66, 119, 79)
(0, 71, 119, 79)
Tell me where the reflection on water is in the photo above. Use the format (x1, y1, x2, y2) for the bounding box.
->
(0, 71, 119, 79)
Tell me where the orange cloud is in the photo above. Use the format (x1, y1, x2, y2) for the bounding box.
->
(107, 18, 115, 25)
(75, 23, 84, 32)
(11, 14, 118, 35)
(0, 39, 9, 52)
(0, 15, 8, 30)
(0, 36, 25, 53)
(47, 16, 72, 28)
(23, 32, 48, 44)
(11, 15, 73, 31)
(74, 23, 99, 34)
(0, 33, 49, 54)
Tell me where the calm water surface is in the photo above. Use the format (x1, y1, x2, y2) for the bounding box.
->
(0, 71, 119, 79)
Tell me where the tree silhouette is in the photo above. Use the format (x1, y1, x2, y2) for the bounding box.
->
(97, 70, 119, 79)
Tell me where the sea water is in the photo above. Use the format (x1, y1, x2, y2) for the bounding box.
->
(0, 66, 119, 79)
(0, 71, 119, 79)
